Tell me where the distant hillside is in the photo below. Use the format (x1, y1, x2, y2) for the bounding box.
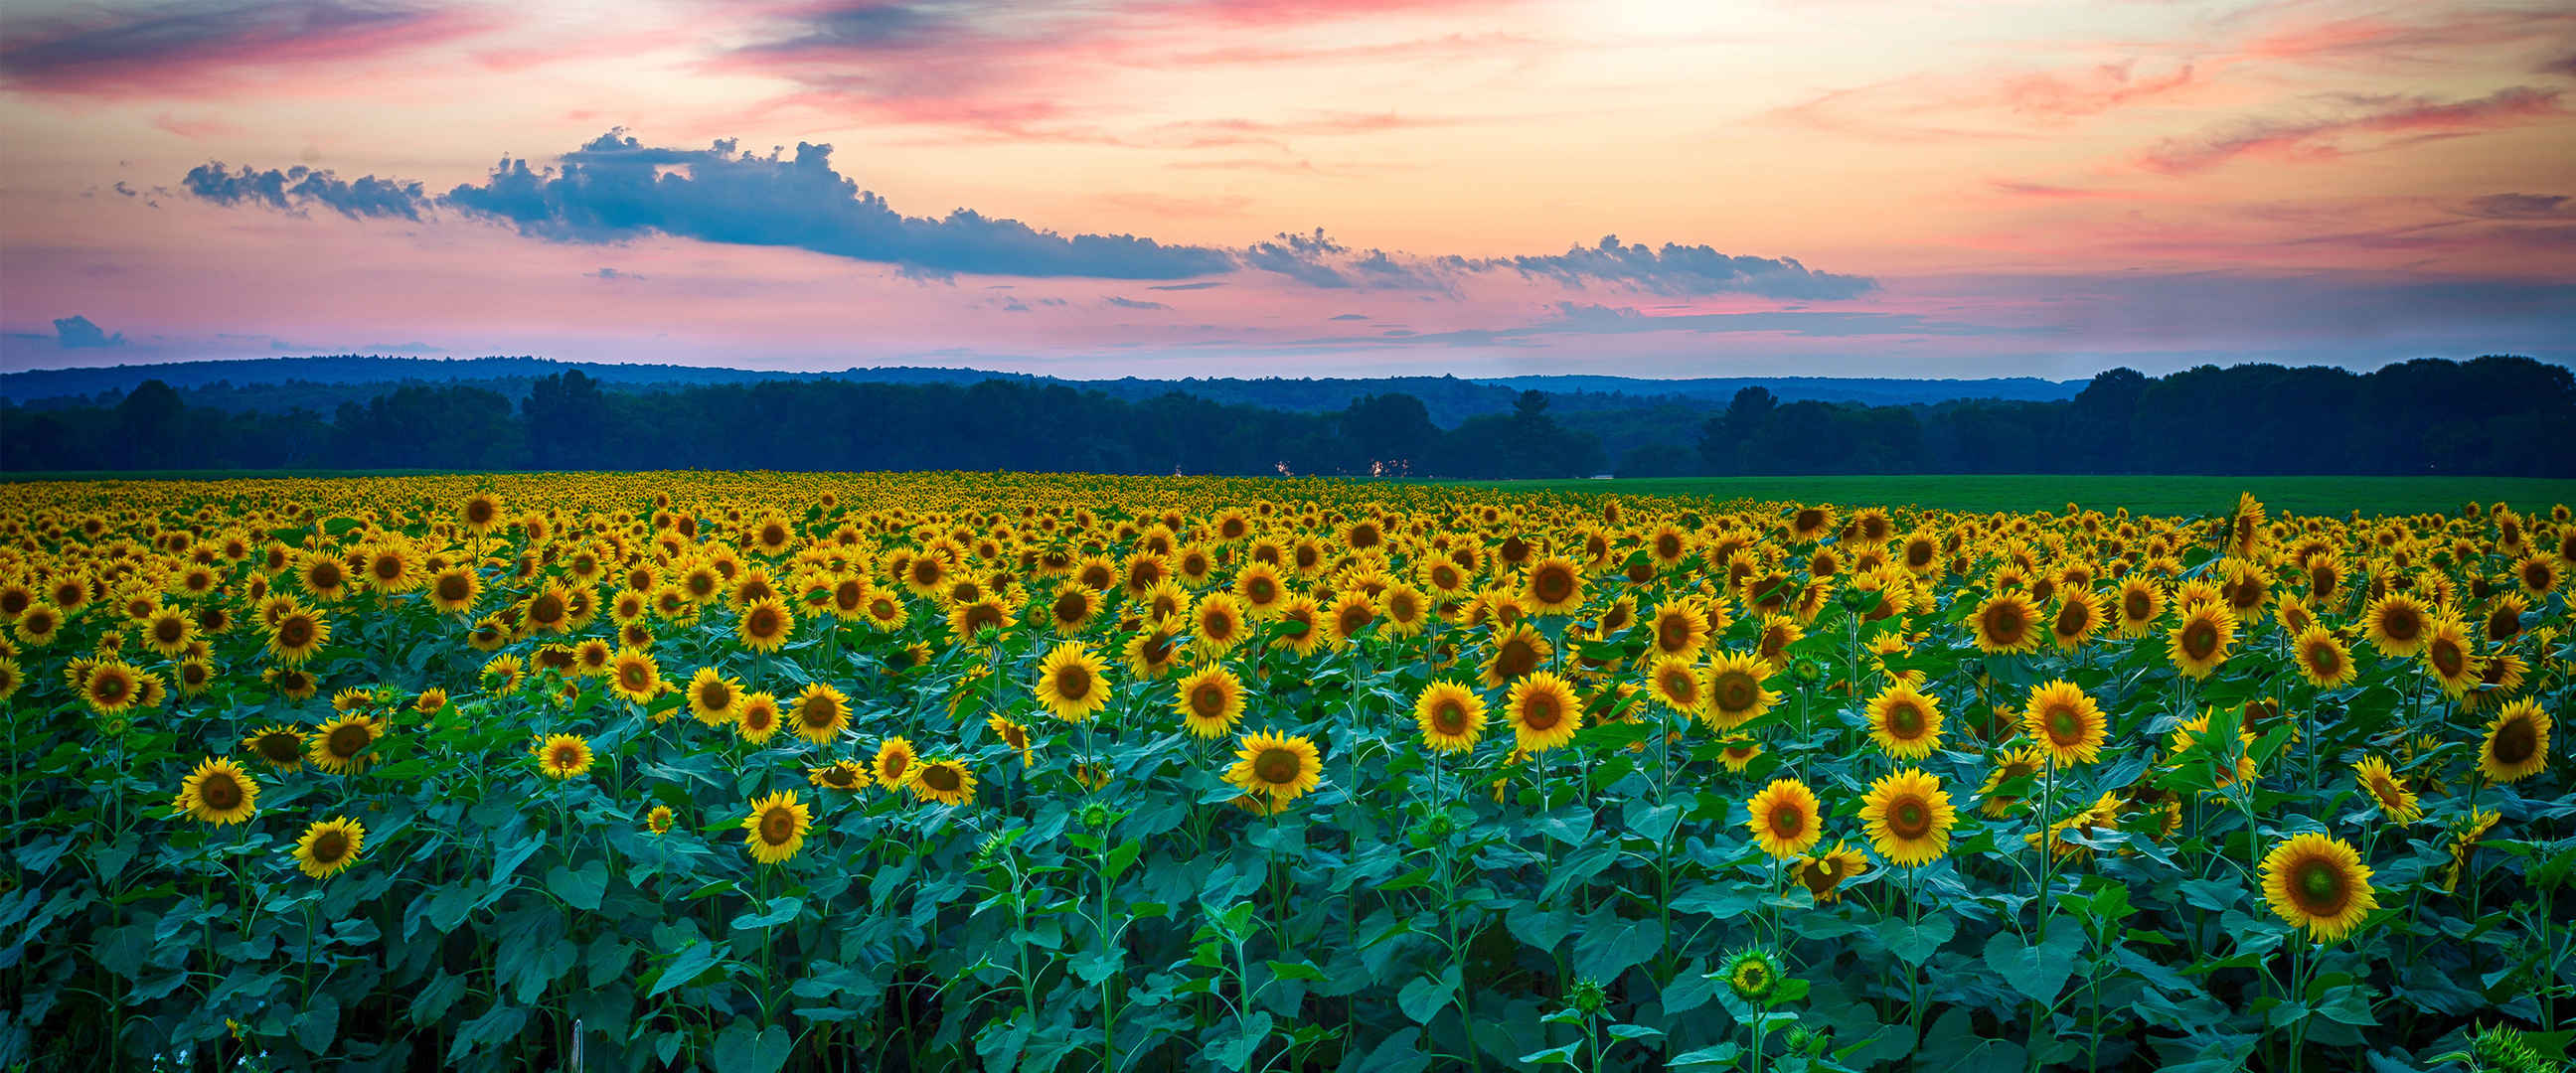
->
(0, 355, 2085, 427)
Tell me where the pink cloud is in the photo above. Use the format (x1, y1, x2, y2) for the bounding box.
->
(0, 1, 503, 98)
(2139, 85, 2565, 173)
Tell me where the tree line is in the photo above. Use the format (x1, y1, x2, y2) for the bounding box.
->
(0, 356, 2565, 477)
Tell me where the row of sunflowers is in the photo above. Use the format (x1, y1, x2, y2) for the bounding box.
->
(1, 472, 2568, 1072)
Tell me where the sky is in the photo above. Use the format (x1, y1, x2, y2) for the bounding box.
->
(2, 0, 2572, 380)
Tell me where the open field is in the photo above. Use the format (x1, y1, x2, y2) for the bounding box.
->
(1444, 475, 2576, 518)
(4, 472, 2567, 1071)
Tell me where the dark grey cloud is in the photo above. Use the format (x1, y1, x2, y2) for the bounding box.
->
(55, 315, 126, 348)
(1456, 236, 1880, 300)
(182, 161, 430, 219)
(588, 267, 645, 280)
(434, 130, 1233, 280)
(2464, 193, 2573, 219)
(1105, 296, 1170, 310)
(0, 0, 472, 93)
(178, 130, 1875, 296)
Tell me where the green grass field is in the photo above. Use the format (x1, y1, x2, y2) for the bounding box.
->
(1443, 474, 2576, 517)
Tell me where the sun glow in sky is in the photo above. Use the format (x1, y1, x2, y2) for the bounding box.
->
(2, 0, 2571, 378)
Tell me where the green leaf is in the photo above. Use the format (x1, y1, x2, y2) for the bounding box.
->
(710, 1022, 793, 1073)
(1266, 959, 1328, 983)
(1102, 838, 1143, 882)
(1573, 910, 1664, 983)
(730, 896, 802, 930)
(1985, 925, 2084, 1003)
(648, 941, 724, 998)
(1396, 968, 1459, 1024)
(1519, 1041, 1582, 1065)
(1073, 949, 1124, 984)
(1882, 914, 1954, 967)
(292, 993, 339, 1054)
(2314, 986, 2377, 1026)
(547, 859, 608, 911)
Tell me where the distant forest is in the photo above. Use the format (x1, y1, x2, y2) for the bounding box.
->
(0, 356, 2566, 477)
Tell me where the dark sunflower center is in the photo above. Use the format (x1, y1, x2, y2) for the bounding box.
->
(2046, 707, 2080, 744)
(1191, 683, 1228, 718)
(1662, 670, 1696, 701)
(2430, 641, 2464, 677)
(1056, 665, 1093, 700)
(2294, 860, 2345, 912)
(1533, 567, 1573, 604)
(2182, 622, 2218, 659)
(1433, 700, 1468, 734)
(373, 556, 402, 580)
(200, 774, 242, 810)
(437, 575, 470, 601)
(155, 618, 185, 643)
(1521, 694, 1562, 731)
(747, 608, 780, 635)
(2056, 604, 2087, 636)
(1887, 702, 1923, 737)
(1770, 805, 1806, 838)
(311, 831, 350, 862)
(552, 745, 582, 769)
(700, 683, 732, 709)
(1254, 748, 1301, 785)
(1890, 799, 1930, 839)
(760, 809, 796, 844)
(259, 734, 299, 762)
(622, 664, 651, 690)
(1658, 618, 1689, 651)
(278, 619, 313, 647)
(1715, 672, 1757, 712)
(923, 765, 961, 792)
(328, 725, 370, 757)
(2494, 718, 2537, 764)
(2124, 592, 2151, 619)
(802, 700, 838, 727)
(2384, 608, 2420, 641)
(1985, 604, 2024, 640)
(1495, 639, 1538, 679)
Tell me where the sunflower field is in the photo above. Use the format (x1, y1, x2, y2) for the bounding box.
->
(2, 473, 2570, 1073)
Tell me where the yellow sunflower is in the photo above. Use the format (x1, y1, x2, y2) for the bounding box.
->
(737, 597, 795, 653)
(2350, 756, 2421, 824)
(688, 667, 741, 726)
(242, 725, 306, 772)
(873, 735, 919, 789)
(1174, 665, 1246, 739)
(291, 817, 366, 879)
(1746, 777, 1824, 859)
(741, 791, 812, 864)
(987, 714, 1034, 767)
(1970, 592, 2041, 655)
(1521, 556, 1586, 615)
(1034, 642, 1112, 722)
(1859, 768, 1955, 867)
(789, 682, 852, 744)
(1226, 730, 1323, 805)
(2021, 680, 2105, 767)
(266, 607, 330, 665)
(1865, 681, 1943, 760)
(1414, 680, 1488, 754)
(2260, 833, 2377, 942)
(1506, 672, 1583, 753)
(2291, 625, 2354, 689)
(1794, 841, 1869, 904)
(1647, 655, 1705, 717)
(735, 691, 783, 745)
(306, 715, 386, 776)
(607, 647, 662, 704)
(908, 760, 978, 806)
(1703, 651, 1775, 730)
(2362, 593, 2430, 657)
(1647, 599, 1710, 660)
(2167, 601, 2235, 680)
(176, 757, 259, 826)
(1481, 623, 1553, 689)
(532, 734, 594, 779)
(2420, 614, 2480, 696)
(2477, 698, 2549, 784)
(808, 760, 870, 791)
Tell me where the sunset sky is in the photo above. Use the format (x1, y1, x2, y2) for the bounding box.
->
(3, 0, 2572, 379)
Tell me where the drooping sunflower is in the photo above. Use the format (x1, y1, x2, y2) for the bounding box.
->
(735, 691, 783, 745)
(1472, 623, 1550, 689)
(1521, 556, 1586, 615)
(1794, 841, 1869, 904)
(1174, 665, 1246, 739)
(1746, 777, 1824, 859)
(1414, 680, 1488, 754)
(2350, 756, 2422, 823)
(2260, 833, 2377, 942)
(2021, 680, 2105, 767)
(741, 791, 812, 864)
(986, 714, 1034, 767)
(264, 666, 319, 701)
(242, 724, 306, 772)
(1226, 730, 1323, 806)
(789, 682, 852, 744)
(2420, 613, 2480, 696)
(306, 715, 386, 776)
(908, 760, 978, 806)
(808, 760, 869, 791)
(1865, 681, 1944, 759)
(2362, 593, 2430, 657)
(532, 733, 594, 779)
(1971, 592, 2041, 655)
(737, 598, 795, 653)
(2167, 601, 2235, 680)
(1859, 768, 1956, 867)
(1703, 651, 1774, 730)
(2290, 625, 2355, 690)
(1124, 620, 1189, 678)
(1034, 642, 1112, 722)
(2477, 697, 2550, 784)
(177, 757, 259, 826)
(1717, 738, 1764, 772)
(1506, 672, 1583, 753)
